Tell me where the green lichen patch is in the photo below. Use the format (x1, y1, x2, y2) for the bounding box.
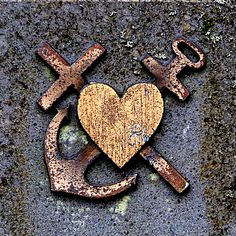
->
(109, 195, 131, 216)
(149, 173, 160, 182)
(59, 124, 88, 158)
(201, 13, 214, 33)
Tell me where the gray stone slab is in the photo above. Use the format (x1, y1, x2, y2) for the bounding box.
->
(0, 1, 235, 236)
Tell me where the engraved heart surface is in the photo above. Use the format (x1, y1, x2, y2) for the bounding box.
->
(78, 83, 164, 168)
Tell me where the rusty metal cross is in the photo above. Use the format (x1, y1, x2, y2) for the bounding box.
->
(37, 42, 105, 111)
(37, 38, 205, 198)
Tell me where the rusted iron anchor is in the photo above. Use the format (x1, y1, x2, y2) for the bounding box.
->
(38, 42, 138, 198)
(45, 107, 137, 198)
(37, 38, 205, 198)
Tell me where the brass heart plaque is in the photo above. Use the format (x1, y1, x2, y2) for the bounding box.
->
(78, 83, 164, 168)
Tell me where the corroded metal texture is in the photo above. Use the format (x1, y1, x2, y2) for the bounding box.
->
(142, 37, 205, 100)
(44, 107, 138, 198)
(38, 40, 192, 197)
(37, 42, 105, 111)
(140, 146, 189, 193)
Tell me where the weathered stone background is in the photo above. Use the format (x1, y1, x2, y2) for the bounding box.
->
(0, 1, 235, 236)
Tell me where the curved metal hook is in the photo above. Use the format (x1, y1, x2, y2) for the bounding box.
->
(44, 108, 138, 198)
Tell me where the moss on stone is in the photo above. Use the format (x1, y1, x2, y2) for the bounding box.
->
(201, 13, 214, 33)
